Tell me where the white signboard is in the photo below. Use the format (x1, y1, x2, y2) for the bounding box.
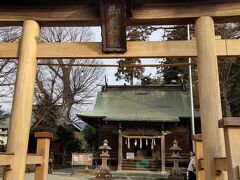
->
(72, 153, 93, 166)
(126, 152, 134, 160)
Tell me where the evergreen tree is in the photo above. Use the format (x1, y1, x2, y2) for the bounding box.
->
(82, 125, 96, 151)
(161, 24, 240, 116)
(159, 25, 196, 85)
(115, 26, 158, 85)
(31, 94, 89, 163)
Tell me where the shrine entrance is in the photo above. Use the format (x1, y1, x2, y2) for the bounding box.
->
(122, 130, 162, 160)
(132, 138, 152, 158)
(0, 0, 240, 180)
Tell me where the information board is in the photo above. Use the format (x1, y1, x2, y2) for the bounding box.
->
(71, 153, 93, 166)
(126, 152, 135, 160)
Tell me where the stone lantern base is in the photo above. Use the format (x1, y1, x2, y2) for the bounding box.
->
(96, 167, 112, 179)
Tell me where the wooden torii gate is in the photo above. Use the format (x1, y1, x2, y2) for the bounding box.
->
(0, 1, 240, 180)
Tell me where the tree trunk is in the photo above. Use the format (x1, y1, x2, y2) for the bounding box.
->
(62, 144, 66, 166)
(222, 87, 232, 117)
(62, 67, 74, 119)
(130, 75, 134, 86)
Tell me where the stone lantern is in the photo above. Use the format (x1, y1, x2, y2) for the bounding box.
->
(96, 139, 112, 179)
(169, 139, 182, 175)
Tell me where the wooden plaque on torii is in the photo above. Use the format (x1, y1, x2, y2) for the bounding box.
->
(99, 0, 128, 53)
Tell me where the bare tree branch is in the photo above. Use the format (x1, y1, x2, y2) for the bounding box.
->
(35, 27, 104, 125)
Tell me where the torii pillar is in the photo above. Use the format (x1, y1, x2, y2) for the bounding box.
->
(3, 20, 40, 180)
(160, 135, 167, 175)
(117, 128, 122, 171)
(195, 16, 227, 180)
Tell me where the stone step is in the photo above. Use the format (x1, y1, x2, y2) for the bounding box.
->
(122, 159, 161, 171)
(112, 176, 168, 179)
(111, 171, 168, 180)
(122, 162, 160, 165)
(122, 167, 160, 171)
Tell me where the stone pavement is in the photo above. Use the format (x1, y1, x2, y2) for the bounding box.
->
(0, 169, 185, 180)
(22, 170, 169, 180)
(0, 168, 95, 180)
(0, 173, 94, 180)
(23, 172, 94, 180)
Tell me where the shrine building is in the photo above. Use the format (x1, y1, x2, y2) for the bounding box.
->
(78, 85, 200, 170)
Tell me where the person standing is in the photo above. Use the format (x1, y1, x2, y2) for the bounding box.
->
(48, 152, 55, 174)
(187, 151, 196, 180)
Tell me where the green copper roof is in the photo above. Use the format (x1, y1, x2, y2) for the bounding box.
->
(78, 86, 199, 122)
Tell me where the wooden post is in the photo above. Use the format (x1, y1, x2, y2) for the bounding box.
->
(193, 134, 205, 180)
(34, 132, 53, 180)
(219, 117, 240, 180)
(160, 135, 167, 174)
(117, 129, 122, 171)
(3, 20, 40, 180)
(195, 16, 226, 180)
